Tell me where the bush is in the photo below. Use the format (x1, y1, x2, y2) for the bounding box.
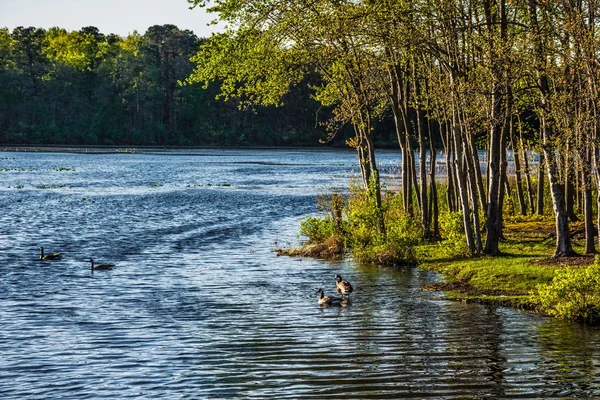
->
(438, 211, 470, 258)
(537, 264, 600, 323)
(294, 182, 421, 266)
(344, 185, 420, 265)
(299, 216, 339, 244)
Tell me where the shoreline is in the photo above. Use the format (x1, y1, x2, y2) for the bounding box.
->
(0, 144, 363, 154)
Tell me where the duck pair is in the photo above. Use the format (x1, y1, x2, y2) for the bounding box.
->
(317, 274, 353, 306)
(39, 247, 115, 270)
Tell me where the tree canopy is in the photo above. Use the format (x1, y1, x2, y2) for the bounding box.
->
(0, 24, 330, 146)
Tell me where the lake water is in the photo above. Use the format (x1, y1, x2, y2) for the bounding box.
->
(0, 148, 599, 399)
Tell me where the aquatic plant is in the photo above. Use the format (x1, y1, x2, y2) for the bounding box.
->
(35, 184, 67, 189)
(51, 167, 75, 172)
(1, 167, 38, 172)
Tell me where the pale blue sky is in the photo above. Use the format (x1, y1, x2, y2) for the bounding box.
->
(0, 0, 220, 37)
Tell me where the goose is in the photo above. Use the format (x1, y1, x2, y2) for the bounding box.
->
(90, 258, 115, 271)
(39, 246, 61, 260)
(334, 274, 353, 300)
(316, 288, 342, 305)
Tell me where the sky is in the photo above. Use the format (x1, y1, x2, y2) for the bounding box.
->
(0, 0, 221, 37)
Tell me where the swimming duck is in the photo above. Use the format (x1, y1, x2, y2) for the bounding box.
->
(90, 258, 115, 271)
(316, 288, 342, 305)
(39, 246, 61, 260)
(334, 274, 353, 300)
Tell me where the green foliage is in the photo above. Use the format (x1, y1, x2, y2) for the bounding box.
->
(438, 211, 470, 258)
(0, 25, 326, 147)
(538, 264, 600, 323)
(296, 183, 421, 266)
(336, 183, 420, 265)
(299, 216, 339, 244)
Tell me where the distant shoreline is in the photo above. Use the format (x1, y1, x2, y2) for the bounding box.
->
(0, 144, 360, 154)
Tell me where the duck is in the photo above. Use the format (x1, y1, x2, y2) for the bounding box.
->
(334, 274, 353, 300)
(316, 288, 342, 306)
(90, 258, 115, 271)
(39, 246, 61, 260)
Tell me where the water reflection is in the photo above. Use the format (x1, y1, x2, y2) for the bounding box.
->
(0, 149, 599, 398)
(536, 321, 600, 396)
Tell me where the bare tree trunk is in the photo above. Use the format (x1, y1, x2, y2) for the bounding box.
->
(584, 184, 595, 253)
(468, 133, 486, 212)
(466, 137, 483, 252)
(355, 125, 371, 189)
(582, 143, 596, 253)
(416, 97, 429, 236)
(483, 0, 505, 255)
(595, 146, 600, 251)
(511, 120, 527, 215)
(452, 102, 475, 253)
(364, 126, 385, 235)
(545, 146, 576, 256)
(564, 146, 580, 222)
(405, 134, 414, 216)
(388, 62, 411, 216)
(529, 0, 574, 256)
(429, 120, 440, 238)
(536, 151, 545, 215)
(441, 122, 456, 212)
(522, 145, 535, 214)
(410, 146, 421, 212)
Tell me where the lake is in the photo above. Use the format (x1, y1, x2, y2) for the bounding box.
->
(0, 148, 599, 398)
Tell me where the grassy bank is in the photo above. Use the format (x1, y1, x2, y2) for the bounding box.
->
(420, 218, 595, 312)
(279, 187, 600, 323)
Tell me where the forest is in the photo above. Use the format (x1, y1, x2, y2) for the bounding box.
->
(0, 24, 335, 146)
(185, 0, 600, 322)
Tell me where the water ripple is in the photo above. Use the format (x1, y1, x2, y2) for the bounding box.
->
(1, 150, 600, 399)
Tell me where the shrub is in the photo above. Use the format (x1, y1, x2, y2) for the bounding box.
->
(537, 265, 600, 323)
(438, 211, 470, 258)
(294, 182, 421, 266)
(299, 216, 339, 244)
(344, 185, 420, 265)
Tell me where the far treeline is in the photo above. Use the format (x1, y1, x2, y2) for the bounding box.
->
(187, 0, 600, 262)
(0, 24, 349, 146)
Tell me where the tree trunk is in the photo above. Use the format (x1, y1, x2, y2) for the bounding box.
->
(582, 144, 596, 253)
(452, 102, 475, 253)
(483, 0, 505, 255)
(429, 120, 440, 238)
(536, 151, 545, 215)
(466, 136, 483, 253)
(441, 122, 456, 212)
(529, 0, 574, 256)
(417, 105, 429, 237)
(521, 143, 535, 214)
(511, 122, 527, 215)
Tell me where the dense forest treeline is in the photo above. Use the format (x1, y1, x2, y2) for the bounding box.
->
(0, 25, 351, 146)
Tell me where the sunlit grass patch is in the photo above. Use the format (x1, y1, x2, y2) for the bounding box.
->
(420, 216, 599, 318)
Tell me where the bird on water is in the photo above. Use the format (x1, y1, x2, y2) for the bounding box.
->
(90, 258, 115, 271)
(316, 288, 342, 306)
(334, 274, 353, 300)
(39, 246, 61, 260)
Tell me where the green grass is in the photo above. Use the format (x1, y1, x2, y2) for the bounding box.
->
(419, 219, 593, 310)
